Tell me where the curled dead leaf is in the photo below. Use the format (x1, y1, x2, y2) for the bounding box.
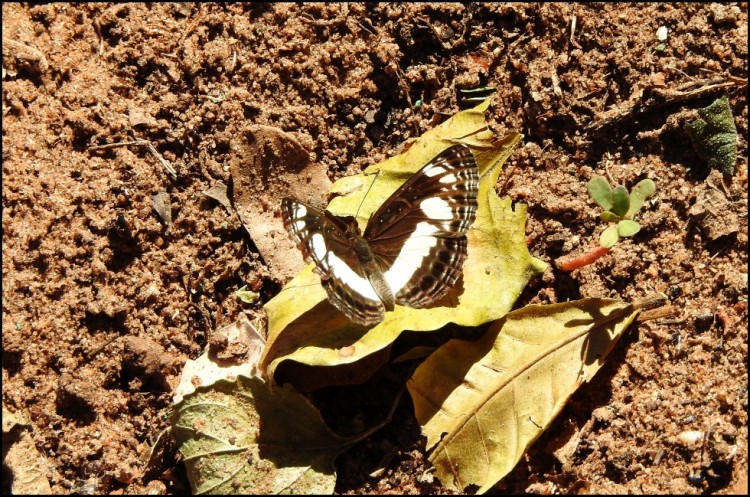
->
(230, 125, 331, 280)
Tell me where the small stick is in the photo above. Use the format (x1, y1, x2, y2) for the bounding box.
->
(357, 19, 376, 36)
(586, 76, 745, 132)
(604, 158, 617, 186)
(88, 139, 177, 178)
(569, 15, 581, 49)
(637, 305, 680, 322)
(84, 335, 120, 360)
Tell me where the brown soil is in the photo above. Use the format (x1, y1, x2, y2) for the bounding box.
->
(2, 3, 747, 494)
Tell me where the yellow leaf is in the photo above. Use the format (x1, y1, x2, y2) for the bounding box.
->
(260, 98, 546, 388)
(407, 299, 638, 493)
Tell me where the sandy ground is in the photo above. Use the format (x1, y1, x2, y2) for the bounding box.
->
(2, 3, 747, 494)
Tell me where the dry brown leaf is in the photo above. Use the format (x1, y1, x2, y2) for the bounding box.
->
(688, 170, 740, 240)
(230, 125, 331, 280)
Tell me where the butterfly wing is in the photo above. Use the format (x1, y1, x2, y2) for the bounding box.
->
(280, 198, 385, 326)
(363, 144, 479, 307)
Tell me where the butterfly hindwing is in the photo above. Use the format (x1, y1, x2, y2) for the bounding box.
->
(280, 199, 385, 325)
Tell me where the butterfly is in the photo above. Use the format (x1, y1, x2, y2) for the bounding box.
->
(280, 144, 479, 326)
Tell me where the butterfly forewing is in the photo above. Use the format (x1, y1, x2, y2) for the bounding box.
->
(364, 144, 479, 307)
(365, 144, 479, 242)
(280, 198, 385, 325)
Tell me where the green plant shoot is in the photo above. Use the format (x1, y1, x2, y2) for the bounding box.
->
(587, 176, 656, 248)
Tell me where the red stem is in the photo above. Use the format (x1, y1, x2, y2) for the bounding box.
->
(556, 245, 611, 272)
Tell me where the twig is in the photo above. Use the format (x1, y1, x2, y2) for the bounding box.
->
(637, 305, 680, 322)
(603, 157, 617, 186)
(88, 139, 177, 179)
(84, 335, 120, 360)
(586, 76, 745, 132)
(569, 15, 581, 49)
(356, 18, 376, 36)
(300, 12, 346, 27)
(632, 293, 669, 311)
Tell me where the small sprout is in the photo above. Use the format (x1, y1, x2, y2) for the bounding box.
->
(586, 176, 656, 248)
(557, 175, 653, 271)
(235, 285, 260, 304)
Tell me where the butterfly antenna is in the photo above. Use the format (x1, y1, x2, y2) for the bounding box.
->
(354, 168, 381, 220)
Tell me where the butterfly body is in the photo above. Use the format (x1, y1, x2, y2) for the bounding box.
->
(281, 144, 478, 326)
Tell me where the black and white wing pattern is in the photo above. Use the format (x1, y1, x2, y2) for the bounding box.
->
(281, 144, 479, 326)
(280, 200, 386, 325)
(364, 144, 478, 308)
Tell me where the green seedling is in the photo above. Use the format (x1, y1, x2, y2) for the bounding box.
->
(587, 176, 656, 248)
(235, 285, 260, 304)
